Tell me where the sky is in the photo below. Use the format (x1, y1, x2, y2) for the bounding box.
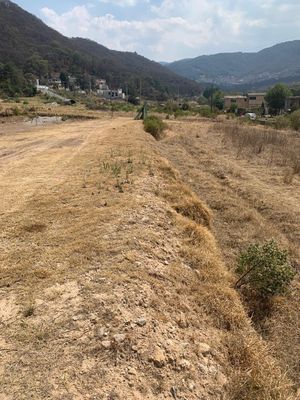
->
(15, 0, 300, 62)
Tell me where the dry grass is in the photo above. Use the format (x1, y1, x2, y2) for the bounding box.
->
(157, 160, 294, 400)
(160, 119, 300, 394)
(217, 121, 300, 177)
(0, 116, 296, 399)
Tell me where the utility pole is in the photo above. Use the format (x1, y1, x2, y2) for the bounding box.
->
(139, 78, 142, 105)
(210, 83, 214, 113)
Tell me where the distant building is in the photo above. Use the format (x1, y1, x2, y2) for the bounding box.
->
(247, 93, 266, 110)
(224, 95, 248, 109)
(96, 79, 125, 100)
(224, 93, 267, 112)
(285, 96, 300, 111)
(36, 79, 49, 92)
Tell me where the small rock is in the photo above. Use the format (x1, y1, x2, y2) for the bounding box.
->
(188, 381, 196, 391)
(178, 359, 191, 370)
(199, 363, 209, 374)
(216, 372, 228, 386)
(197, 343, 211, 356)
(128, 367, 137, 376)
(90, 313, 97, 324)
(101, 340, 111, 349)
(149, 347, 166, 368)
(136, 318, 147, 327)
(113, 334, 126, 343)
(177, 312, 188, 329)
(95, 327, 106, 338)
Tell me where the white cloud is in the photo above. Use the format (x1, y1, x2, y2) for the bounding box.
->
(99, 0, 148, 6)
(40, 1, 300, 61)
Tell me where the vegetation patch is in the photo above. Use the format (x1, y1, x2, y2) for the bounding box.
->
(235, 240, 295, 297)
(143, 115, 167, 140)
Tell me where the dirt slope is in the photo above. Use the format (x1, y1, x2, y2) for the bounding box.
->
(0, 118, 295, 399)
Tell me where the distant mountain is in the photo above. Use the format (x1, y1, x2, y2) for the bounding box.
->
(166, 41, 300, 90)
(0, 0, 201, 98)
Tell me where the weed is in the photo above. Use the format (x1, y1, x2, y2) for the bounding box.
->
(111, 163, 122, 178)
(23, 304, 34, 318)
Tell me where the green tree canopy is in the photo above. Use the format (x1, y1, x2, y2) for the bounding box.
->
(265, 83, 291, 115)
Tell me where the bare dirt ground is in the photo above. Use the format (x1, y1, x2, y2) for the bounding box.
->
(0, 117, 297, 399)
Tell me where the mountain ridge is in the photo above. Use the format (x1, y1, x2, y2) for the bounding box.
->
(166, 40, 300, 90)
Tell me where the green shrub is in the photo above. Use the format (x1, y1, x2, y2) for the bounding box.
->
(235, 240, 295, 297)
(198, 106, 215, 118)
(143, 115, 167, 140)
(290, 109, 300, 131)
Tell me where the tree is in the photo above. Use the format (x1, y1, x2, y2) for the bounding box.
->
(25, 55, 49, 79)
(203, 86, 219, 100)
(60, 72, 69, 89)
(213, 91, 224, 110)
(265, 83, 291, 115)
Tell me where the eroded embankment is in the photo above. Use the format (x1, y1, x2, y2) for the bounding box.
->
(0, 119, 294, 399)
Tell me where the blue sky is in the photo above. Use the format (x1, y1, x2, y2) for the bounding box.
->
(15, 0, 300, 62)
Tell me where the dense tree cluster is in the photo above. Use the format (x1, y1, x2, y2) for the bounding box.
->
(0, 62, 36, 97)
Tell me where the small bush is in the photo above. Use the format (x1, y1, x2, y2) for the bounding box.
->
(143, 115, 167, 140)
(290, 109, 300, 131)
(235, 240, 295, 297)
(198, 106, 215, 118)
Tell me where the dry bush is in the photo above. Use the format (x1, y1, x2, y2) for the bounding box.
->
(218, 121, 300, 175)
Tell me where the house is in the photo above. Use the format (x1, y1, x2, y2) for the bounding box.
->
(224, 95, 248, 110)
(224, 93, 267, 112)
(285, 96, 300, 111)
(96, 79, 125, 100)
(36, 79, 49, 92)
(247, 93, 266, 110)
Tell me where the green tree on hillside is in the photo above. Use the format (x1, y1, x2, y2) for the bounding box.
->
(265, 83, 291, 115)
(25, 55, 49, 79)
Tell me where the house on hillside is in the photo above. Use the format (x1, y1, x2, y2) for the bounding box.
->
(96, 79, 125, 100)
(36, 79, 49, 92)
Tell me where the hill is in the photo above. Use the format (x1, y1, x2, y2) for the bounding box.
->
(0, 0, 201, 98)
(166, 41, 300, 90)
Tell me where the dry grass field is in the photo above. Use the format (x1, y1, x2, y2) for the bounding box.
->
(0, 115, 298, 399)
(161, 118, 300, 392)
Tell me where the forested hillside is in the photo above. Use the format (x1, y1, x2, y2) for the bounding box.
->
(166, 41, 300, 89)
(0, 0, 201, 98)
